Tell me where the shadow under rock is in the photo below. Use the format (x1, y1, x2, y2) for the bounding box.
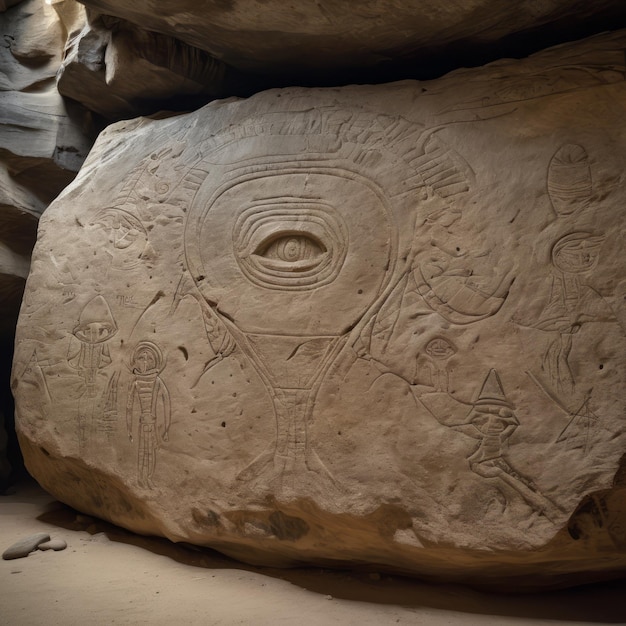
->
(35, 495, 626, 623)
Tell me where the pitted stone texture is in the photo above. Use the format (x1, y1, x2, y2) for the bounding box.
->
(12, 31, 626, 589)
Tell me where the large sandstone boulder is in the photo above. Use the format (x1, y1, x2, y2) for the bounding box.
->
(12, 31, 626, 588)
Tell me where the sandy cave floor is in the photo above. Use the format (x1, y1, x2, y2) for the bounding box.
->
(1, 479, 626, 626)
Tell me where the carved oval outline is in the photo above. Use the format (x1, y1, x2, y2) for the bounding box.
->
(233, 200, 348, 290)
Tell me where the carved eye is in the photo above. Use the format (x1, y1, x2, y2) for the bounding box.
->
(252, 233, 327, 273)
(259, 234, 325, 269)
(233, 203, 348, 290)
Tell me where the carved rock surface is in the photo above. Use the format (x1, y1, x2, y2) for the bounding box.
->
(12, 31, 626, 589)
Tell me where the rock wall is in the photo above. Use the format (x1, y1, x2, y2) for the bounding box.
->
(56, 6, 245, 120)
(0, 0, 96, 486)
(12, 30, 626, 588)
(74, 0, 626, 78)
(0, 0, 90, 321)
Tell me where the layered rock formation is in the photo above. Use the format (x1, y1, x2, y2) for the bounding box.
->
(0, 0, 96, 485)
(75, 0, 626, 79)
(12, 30, 626, 588)
(55, 4, 246, 120)
(0, 0, 90, 328)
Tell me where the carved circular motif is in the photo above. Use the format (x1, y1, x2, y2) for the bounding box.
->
(232, 201, 348, 290)
(552, 232, 604, 274)
(186, 166, 396, 334)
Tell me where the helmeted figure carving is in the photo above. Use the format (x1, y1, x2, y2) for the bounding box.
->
(534, 232, 614, 394)
(68, 295, 118, 451)
(126, 341, 171, 488)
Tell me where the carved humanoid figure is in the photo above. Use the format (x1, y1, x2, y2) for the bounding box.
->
(126, 341, 171, 489)
(68, 295, 118, 451)
(463, 369, 557, 519)
(183, 113, 409, 495)
(424, 337, 456, 392)
(465, 369, 520, 475)
(534, 232, 613, 394)
(181, 111, 515, 497)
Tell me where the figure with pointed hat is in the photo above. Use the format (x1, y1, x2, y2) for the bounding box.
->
(465, 369, 519, 470)
(464, 369, 558, 519)
(68, 295, 118, 452)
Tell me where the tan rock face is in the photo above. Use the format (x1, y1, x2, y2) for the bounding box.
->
(12, 31, 626, 588)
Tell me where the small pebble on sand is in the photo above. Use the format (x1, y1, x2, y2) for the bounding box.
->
(2, 533, 50, 560)
(37, 538, 68, 551)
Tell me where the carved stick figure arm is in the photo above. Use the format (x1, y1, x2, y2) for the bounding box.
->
(500, 422, 519, 440)
(158, 377, 171, 437)
(67, 337, 83, 370)
(100, 343, 112, 368)
(126, 380, 137, 439)
(453, 423, 484, 439)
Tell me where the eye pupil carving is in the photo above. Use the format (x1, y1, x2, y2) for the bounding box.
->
(232, 202, 348, 290)
(261, 235, 325, 265)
